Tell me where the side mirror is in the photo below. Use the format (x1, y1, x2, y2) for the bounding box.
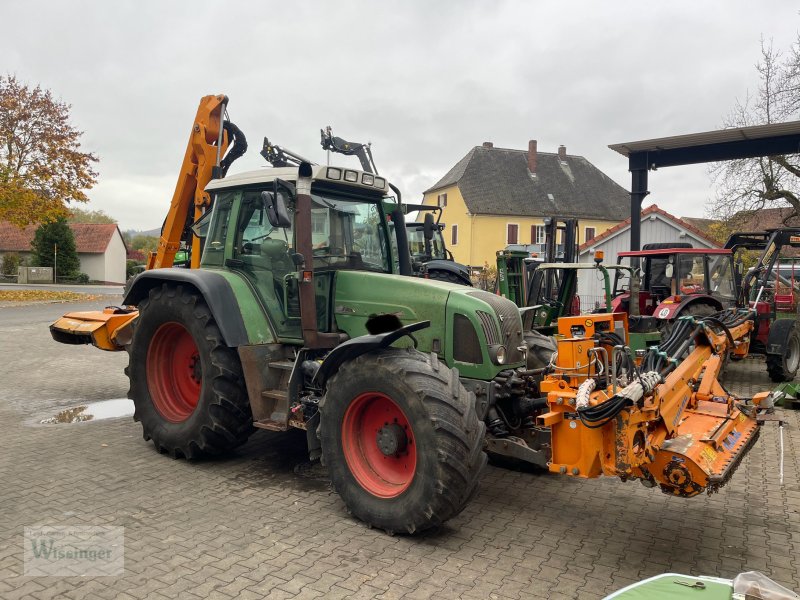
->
(261, 191, 291, 228)
(423, 213, 435, 241)
(665, 264, 674, 278)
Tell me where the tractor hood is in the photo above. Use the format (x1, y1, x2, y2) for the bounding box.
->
(333, 271, 525, 380)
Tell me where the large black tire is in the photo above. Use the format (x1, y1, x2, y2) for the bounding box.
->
(427, 269, 471, 286)
(126, 284, 254, 459)
(766, 319, 800, 382)
(318, 348, 486, 534)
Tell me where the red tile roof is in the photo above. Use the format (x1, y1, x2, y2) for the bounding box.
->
(578, 204, 719, 252)
(0, 221, 124, 254)
(69, 223, 122, 253)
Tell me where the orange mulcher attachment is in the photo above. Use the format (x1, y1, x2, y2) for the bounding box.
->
(50, 307, 139, 351)
(538, 309, 771, 497)
(50, 95, 242, 352)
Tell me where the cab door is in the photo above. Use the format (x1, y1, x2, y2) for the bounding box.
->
(230, 189, 303, 341)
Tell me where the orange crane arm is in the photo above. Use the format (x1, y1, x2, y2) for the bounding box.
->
(51, 94, 245, 351)
(148, 94, 229, 270)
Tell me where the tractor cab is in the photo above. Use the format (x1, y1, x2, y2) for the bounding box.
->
(202, 166, 399, 341)
(406, 220, 448, 262)
(612, 248, 736, 320)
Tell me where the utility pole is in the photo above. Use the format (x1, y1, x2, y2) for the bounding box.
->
(54, 243, 57, 283)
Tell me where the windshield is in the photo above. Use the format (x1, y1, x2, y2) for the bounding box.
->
(677, 254, 705, 294)
(308, 193, 391, 272)
(708, 255, 735, 300)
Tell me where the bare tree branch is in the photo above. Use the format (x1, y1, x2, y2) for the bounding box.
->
(707, 36, 800, 225)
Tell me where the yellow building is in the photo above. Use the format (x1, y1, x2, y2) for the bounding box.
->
(421, 141, 630, 267)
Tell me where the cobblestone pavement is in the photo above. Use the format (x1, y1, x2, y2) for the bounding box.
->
(2, 301, 799, 599)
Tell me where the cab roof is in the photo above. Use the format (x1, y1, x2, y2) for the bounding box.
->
(205, 164, 390, 195)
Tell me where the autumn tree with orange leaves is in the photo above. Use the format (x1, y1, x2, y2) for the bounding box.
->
(0, 75, 98, 228)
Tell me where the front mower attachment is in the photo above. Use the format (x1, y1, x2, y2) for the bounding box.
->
(50, 307, 138, 351)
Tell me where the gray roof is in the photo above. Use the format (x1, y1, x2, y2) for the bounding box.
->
(609, 120, 800, 156)
(425, 146, 630, 221)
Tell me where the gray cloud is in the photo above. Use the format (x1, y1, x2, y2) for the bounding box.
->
(1, 0, 797, 229)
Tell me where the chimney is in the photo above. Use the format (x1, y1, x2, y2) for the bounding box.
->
(482, 141, 493, 148)
(527, 140, 537, 174)
(558, 145, 567, 161)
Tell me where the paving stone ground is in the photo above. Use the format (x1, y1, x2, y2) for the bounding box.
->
(2, 301, 799, 599)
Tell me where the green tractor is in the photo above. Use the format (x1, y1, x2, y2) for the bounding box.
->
(117, 163, 525, 534)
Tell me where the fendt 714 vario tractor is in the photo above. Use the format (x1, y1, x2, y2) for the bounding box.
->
(51, 96, 514, 533)
(51, 96, 774, 533)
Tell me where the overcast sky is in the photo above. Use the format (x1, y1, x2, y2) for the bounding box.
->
(2, 1, 798, 230)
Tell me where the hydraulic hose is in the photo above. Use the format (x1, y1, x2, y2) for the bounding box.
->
(219, 121, 248, 177)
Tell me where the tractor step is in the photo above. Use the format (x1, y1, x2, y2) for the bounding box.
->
(268, 360, 295, 371)
(262, 389, 288, 401)
(253, 419, 286, 431)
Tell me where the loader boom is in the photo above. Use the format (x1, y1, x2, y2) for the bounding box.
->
(150, 94, 231, 270)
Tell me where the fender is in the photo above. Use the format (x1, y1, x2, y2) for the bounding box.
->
(765, 317, 797, 356)
(123, 269, 250, 347)
(425, 260, 472, 285)
(652, 296, 723, 321)
(314, 321, 431, 387)
(610, 293, 628, 313)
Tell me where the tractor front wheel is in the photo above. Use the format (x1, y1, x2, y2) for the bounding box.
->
(319, 349, 486, 534)
(767, 319, 800, 382)
(126, 284, 253, 458)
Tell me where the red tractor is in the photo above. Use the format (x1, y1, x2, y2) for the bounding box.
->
(610, 244, 738, 326)
(726, 228, 800, 381)
(611, 231, 800, 382)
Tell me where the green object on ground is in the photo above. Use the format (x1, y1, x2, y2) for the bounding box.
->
(605, 573, 731, 599)
(774, 382, 800, 407)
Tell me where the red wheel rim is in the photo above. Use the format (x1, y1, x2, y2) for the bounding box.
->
(146, 322, 202, 423)
(341, 392, 417, 498)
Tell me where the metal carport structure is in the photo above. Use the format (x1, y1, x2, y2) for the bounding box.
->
(609, 121, 800, 251)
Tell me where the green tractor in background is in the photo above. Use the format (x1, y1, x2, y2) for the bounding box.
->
(495, 218, 660, 363)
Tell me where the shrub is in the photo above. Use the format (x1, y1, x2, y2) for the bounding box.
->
(1, 252, 22, 275)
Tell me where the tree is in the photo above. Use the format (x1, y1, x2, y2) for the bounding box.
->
(68, 207, 116, 224)
(0, 75, 98, 228)
(709, 37, 800, 222)
(31, 217, 80, 277)
(129, 234, 159, 254)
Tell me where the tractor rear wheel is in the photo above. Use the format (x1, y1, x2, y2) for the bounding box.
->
(126, 284, 253, 458)
(766, 319, 800, 382)
(319, 349, 486, 534)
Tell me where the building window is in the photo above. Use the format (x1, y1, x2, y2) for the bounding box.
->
(507, 223, 519, 245)
(584, 227, 596, 243)
(532, 225, 545, 244)
(437, 193, 447, 207)
(451, 224, 458, 246)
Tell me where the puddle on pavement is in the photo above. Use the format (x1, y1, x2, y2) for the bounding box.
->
(40, 398, 134, 424)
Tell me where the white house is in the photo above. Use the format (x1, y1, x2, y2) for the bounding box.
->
(575, 204, 719, 308)
(0, 222, 128, 284)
